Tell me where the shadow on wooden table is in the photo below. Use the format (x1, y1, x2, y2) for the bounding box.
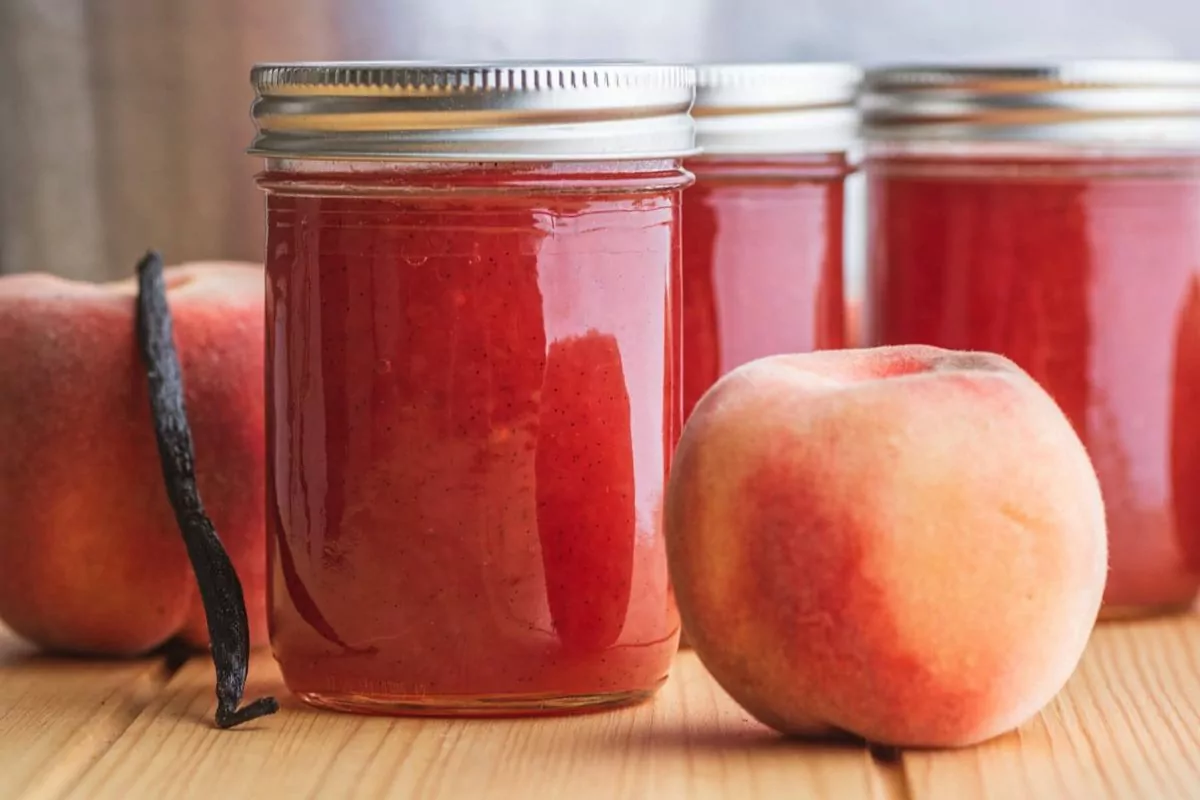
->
(619, 720, 869, 756)
(0, 627, 175, 799)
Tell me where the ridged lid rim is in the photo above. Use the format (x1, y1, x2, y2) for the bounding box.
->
(864, 61, 1200, 91)
(248, 60, 698, 161)
(862, 61, 1200, 145)
(693, 63, 861, 113)
(690, 63, 861, 155)
(251, 61, 697, 96)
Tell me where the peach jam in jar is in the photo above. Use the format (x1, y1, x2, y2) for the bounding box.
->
(250, 61, 696, 714)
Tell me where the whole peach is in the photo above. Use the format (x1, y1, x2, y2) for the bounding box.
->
(665, 345, 1107, 748)
(0, 264, 266, 656)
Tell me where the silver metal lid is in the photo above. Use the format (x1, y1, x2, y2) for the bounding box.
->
(691, 63, 861, 155)
(249, 61, 697, 161)
(862, 62, 1200, 145)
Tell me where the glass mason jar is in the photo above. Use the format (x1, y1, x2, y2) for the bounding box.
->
(682, 64, 860, 420)
(863, 63, 1200, 618)
(250, 62, 695, 715)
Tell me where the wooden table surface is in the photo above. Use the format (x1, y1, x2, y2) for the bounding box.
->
(3, 615, 1200, 800)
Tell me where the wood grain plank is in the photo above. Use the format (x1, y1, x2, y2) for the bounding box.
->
(904, 615, 1200, 800)
(0, 626, 170, 800)
(63, 650, 885, 800)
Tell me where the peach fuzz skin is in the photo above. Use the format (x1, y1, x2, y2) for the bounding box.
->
(0, 264, 266, 656)
(665, 346, 1108, 748)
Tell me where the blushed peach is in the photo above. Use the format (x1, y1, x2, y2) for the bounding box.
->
(665, 345, 1107, 748)
(0, 264, 266, 656)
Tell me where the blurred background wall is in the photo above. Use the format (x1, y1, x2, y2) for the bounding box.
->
(3, 0, 1199, 284)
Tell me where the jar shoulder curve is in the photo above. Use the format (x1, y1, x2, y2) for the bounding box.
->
(257, 158, 694, 197)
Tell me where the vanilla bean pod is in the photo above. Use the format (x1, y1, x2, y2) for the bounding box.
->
(135, 250, 278, 729)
